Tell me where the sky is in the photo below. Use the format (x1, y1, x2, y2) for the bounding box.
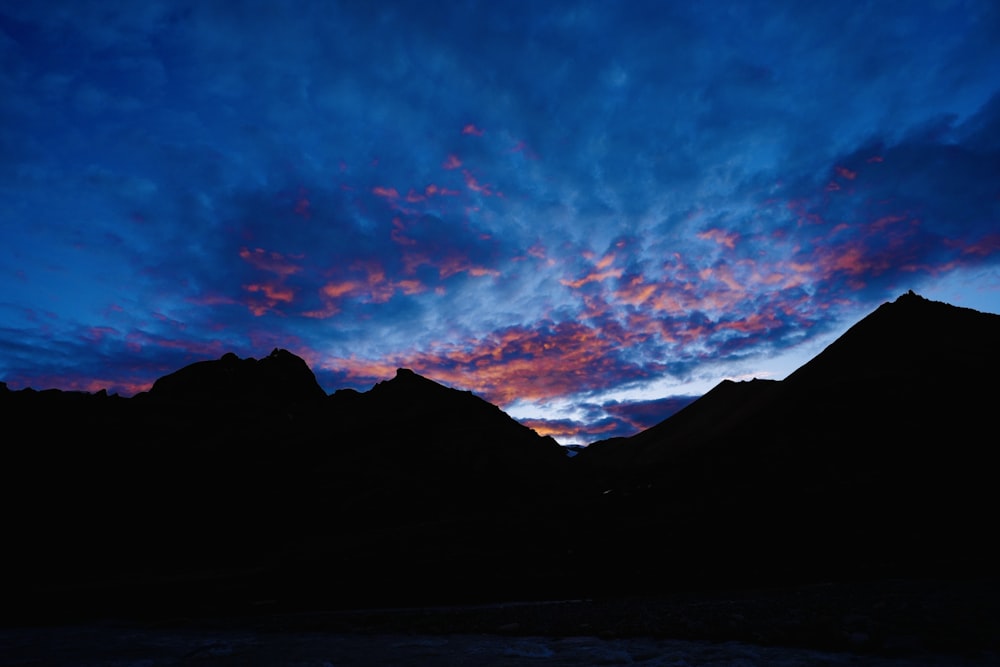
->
(2, 1, 999, 446)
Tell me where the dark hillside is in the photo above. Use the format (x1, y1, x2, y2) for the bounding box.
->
(2, 357, 578, 619)
(570, 292, 1000, 591)
(2, 292, 998, 631)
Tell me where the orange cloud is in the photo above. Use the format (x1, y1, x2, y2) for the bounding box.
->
(823, 246, 868, 275)
(524, 417, 618, 443)
(319, 319, 649, 409)
(709, 263, 745, 293)
(835, 165, 857, 180)
(245, 282, 295, 302)
(361, 267, 396, 303)
(614, 276, 658, 307)
(560, 268, 623, 289)
(396, 279, 425, 295)
(238, 247, 303, 315)
(696, 228, 739, 249)
(238, 247, 302, 277)
(243, 281, 296, 316)
(302, 304, 340, 319)
(525, 244, 550, 262)
(308, 265, 430, 318)
(390, 217, 417, 246)
(811, 241, 893, 279)
(372, 186, 399, 199)
(716, 310, 781, 334)
(560, 253, 623, 289)
(320, 280, 362, 299)
(595, 253, 616, 270)
(316, 356, 402, 385)
(435, 258, 499, 279)
(462, 170, 496, 196)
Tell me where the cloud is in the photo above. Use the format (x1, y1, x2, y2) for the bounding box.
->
(1, 0, 998, 446)
(603, 395, 699, 433)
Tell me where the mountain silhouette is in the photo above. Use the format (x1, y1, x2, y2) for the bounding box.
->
(573, 290, 1000, 589)
(147, 347, 327, 406)
(2, 291, 998, 624)
(2, 354, 579, 616)
(321, 367, 571, 500)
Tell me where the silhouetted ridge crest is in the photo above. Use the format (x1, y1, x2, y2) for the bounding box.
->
(148, 347, 326, 405)
(577, 377, 781, 473)
(327, 366, 573, 491)
(783, 289, 1000, 388)
(364, 367, 503, 416)
(371, 367, 446, 393)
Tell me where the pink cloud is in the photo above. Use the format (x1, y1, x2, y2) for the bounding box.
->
(696, 228, 739, 250)
(372, 186, 399, 199)
(244, 282, 295, 303)
(961, 232, 1000, 257)
(238, 247, 302, 277)
(320, 319, 651, 409)
(319, 280, 362, 299)
(243, 281, 296, 316)
(462, 170, 496, 196)
(436, 256, 501, 279)
(835, 165, 857, 180)
(560, 253, 623, 288)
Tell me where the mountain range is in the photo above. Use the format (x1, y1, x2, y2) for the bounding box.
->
(2, 290, 998, 623)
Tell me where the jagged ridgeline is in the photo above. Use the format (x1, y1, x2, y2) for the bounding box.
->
(3, 291, 999, 621)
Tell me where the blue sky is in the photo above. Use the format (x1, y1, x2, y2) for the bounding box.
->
(2, 0, 999, 445)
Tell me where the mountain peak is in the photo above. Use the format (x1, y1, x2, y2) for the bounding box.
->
(782, 288, 1000, 389)
(895, 288, 924, 303)
(368, 367, 458, 402)
(148, 348, 327, 405)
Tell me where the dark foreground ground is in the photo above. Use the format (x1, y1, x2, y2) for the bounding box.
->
(265, 578, 1000, 653)
(4, 578, 999, 666)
